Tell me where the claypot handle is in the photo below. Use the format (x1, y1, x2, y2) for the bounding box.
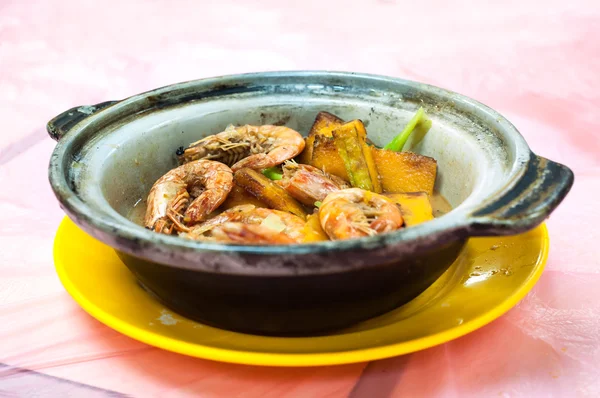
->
(46, 101, 118, 141)
(467, 154, 574, 235)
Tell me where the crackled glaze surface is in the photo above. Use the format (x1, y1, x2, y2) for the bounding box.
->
(1, 0, 599, 396)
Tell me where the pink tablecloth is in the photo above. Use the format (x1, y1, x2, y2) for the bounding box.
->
(1, 0, 599, 396)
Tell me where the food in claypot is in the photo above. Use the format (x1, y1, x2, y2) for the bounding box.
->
(140, 109, 451, 244)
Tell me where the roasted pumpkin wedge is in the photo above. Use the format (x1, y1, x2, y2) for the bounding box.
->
(234, 168, 307, 219)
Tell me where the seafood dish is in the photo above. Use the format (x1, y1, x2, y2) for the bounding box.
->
(47, 71, 574, 334)
(142, 109, 443, 244)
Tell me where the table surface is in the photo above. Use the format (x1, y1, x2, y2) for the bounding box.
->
(1, 0, 599, 396)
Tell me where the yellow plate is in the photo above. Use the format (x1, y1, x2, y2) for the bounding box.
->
(54, 217, 549, 367)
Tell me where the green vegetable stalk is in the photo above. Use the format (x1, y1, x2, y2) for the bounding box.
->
(333, 126, 374, 191)
(384, 107, 432, 152)
(261, 167, 283, 180)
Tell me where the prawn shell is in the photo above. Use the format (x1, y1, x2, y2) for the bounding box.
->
(144, 160, 233, 232)
(210, 223, 299, 245)
(182, 205, 306, 244)
(179, 125, 305, 172)
(319, 188, 403, 240)
(279, 163, 348, 206)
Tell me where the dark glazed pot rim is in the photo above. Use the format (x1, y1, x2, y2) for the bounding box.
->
(47, 70, 574, 271)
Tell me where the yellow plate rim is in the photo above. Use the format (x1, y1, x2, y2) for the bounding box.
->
(54, 218, 549, 367)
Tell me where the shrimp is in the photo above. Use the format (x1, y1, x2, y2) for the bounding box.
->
(319, 188, 404, 240)
(277, 161, 349, 206)
(181, 205, 306, 244)
(178, 124, 305, 171)
(210, 223, 299, 245)
(144, 159, 233, 233)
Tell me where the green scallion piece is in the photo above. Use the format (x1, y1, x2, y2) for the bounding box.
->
(261, 167, 283, 180)
(384, 107, 432, 152)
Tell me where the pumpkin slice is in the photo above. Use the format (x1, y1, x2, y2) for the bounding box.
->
(234, 168, 307, 219)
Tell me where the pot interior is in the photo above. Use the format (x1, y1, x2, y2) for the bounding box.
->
(66, 74, 524, 228)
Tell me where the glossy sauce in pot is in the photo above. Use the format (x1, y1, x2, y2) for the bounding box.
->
(430, 192, 453, 218)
